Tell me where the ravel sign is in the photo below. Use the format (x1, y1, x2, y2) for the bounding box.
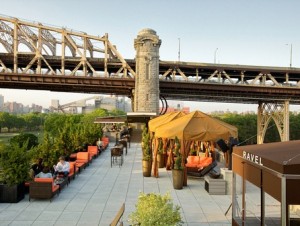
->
(242, 151, 263, 166)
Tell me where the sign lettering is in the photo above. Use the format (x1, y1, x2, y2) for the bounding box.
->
(242, 151, 263, 166)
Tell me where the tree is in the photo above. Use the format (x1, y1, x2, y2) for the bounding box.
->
(216, 113, 257, 145)
(31, 131, 59, 168)
(0, 112, 8, 132)
(14, 116, 26, 132)
(290, 112, 300, 140)
(10, 133, 39, 150)
(0, 112, 15, 132)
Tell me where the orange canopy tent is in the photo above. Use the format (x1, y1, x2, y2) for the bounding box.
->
(154, 110, 238, 141)
(148, 111, 186, 133)
(154, 110, 238, 184)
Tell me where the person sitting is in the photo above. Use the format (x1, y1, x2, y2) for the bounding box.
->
(120, 126, 129, 138)
(96, 138, 103, 153)
(31, 158, 44, 177)
(35, 166, 52, 178)
(53, 156, 70, 178)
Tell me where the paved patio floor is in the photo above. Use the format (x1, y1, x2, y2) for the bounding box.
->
(0, 142, 232, 226)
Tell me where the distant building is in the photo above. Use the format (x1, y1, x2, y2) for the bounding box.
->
(3, 102, 23, 113)
(30, 104, 43, 113)
(50, 95, 132, 114)
(51, 99, 59, 109)
(0, 94, 42, 113)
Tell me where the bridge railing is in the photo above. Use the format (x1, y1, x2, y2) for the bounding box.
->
(158, 63, 300, 88)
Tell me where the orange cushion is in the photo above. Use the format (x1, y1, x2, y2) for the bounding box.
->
(198, 157, 213, 168)
(34, 178, 53, 183)
(76, 159, 88, 164)
(88, 146, 97, 152)
(76, 162, 85, 168)
(188, 156, 200, 163)
(69, 162, 75, 174)
(186, 156, 212, 169)
(186, 156, 200, 167)
(76, 152, 89, 161)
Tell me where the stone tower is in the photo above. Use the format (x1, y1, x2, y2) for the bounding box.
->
(133, 28, 161, 113)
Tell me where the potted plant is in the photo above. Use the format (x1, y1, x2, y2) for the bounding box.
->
(128, 192, 183, 226)
(0, 142, 32, 203)
(172, 136, 184, 189)
(141, 126, 152, 177)
(157, 138, 165, 168)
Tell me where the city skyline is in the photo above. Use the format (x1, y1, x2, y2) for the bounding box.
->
(1, 1, 300, 113)
(0, 92, 258, 114)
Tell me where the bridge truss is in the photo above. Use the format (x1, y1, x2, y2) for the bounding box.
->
(0, 15, 135, 78)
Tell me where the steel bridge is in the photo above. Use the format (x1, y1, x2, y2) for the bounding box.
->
(0, 15, 299, 142)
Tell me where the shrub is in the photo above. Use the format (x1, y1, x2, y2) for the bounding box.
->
(10, 133, 38, 150)
(0, 142, 32, 186)
(128, 192, 182, 226)
(173, 136, 183, 170)
(141, 126, 152, 161)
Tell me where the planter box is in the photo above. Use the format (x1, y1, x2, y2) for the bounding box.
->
(0, 183, 25, 203)
(172, 169, 183, 190)
(204, 176, 226, 195)
(142, 160, 152, 177)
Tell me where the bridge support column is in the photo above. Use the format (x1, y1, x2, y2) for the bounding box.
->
(134, 29, 161, 113)
(257, 101, 289, 144)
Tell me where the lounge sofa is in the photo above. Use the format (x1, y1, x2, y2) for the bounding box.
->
(101, 137, 110, 150)
(76, 152, 90, 169)
(186, 156, 213, 172)
(68, 161, 77, 182)
(29, 178, 59, 201)
(88, 146, 98, 159)
(186, 155, 218, 177)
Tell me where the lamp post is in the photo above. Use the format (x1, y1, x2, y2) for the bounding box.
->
(178, 38, 181, 62)
(214, 48, 218, 64)
(286, 44, 292, 67)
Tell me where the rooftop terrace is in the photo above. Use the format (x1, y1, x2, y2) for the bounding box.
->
(0, 141, 232, 226)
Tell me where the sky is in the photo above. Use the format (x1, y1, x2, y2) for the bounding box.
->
(1, 0, 300, 113)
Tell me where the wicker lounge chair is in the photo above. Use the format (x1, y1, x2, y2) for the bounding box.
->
(29, 178, 59, 202)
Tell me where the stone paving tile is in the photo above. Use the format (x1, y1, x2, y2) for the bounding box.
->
(0, 222, 11, 226)
(14, 210, 41, 221)
(31, 221, 56, 226)
(35, 210, 61, 221)
(9, 221, 33, 226)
